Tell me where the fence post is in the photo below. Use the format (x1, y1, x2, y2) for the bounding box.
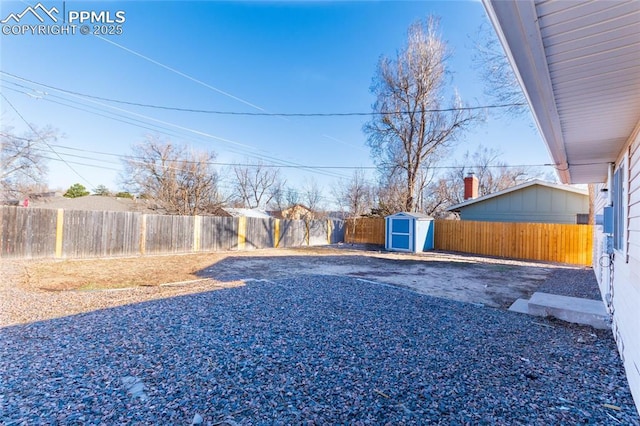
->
(273, 219, 280, 248)
(139, 214, 147, 255)
(305, 219, 310, 246)
(237, 216, 246, 251)
(193, 215, 201, 252)
(55, 208, 64, 258)
(327, 219, 332, 244)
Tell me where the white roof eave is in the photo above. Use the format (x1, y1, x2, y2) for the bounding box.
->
(482, 0, 571, 183)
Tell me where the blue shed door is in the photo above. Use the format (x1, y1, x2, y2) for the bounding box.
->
(389, 218, 412, 251)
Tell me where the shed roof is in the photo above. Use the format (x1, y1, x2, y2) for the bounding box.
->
(446, 180, 588, 212)
(386, 212, 433, 219)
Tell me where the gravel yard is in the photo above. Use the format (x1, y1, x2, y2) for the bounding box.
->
(1, 273, 638, 424)
(0, 247, 561, 327)
(536, 268, 603, 301)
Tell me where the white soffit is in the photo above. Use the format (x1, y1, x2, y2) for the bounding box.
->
(484, 0, 640, 184)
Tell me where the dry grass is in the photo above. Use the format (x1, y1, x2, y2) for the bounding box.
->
(21, 247, 346, 292)
(21, 245, 455, 293)
(24, 253, 228, 291)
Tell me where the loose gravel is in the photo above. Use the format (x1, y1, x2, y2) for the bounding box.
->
(537, 267, 602, 301)
(1, 274, 638, 425)
(0, 261, 242, 327)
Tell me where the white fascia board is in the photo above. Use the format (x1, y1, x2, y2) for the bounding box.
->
(482, 0, 571, 184)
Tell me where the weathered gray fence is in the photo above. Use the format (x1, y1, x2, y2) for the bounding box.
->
(279, 219, 306, 247)
(0, 206, 345, 259)
(63, 210, 141, 258)
(245, 217, 276, 249)
(200, 216, 238, 252)
(144, 214, 194, 255)
(1, 207, 57, 258)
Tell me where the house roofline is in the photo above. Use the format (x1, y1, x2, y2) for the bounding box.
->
(446, 180, 588, 212)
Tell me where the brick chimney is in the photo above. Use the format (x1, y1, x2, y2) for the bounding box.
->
(464, 173, 479, 200)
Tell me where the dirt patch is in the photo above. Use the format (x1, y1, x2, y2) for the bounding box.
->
(15, 246, 574, 308)
(24, 253, 232, 291)
(187, 246, 566, 308)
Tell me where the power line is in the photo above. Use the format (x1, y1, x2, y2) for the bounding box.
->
(36, 145, 369, 170)
(7, 131, 601, 174)
(3, 75, 541, 175)
(93, 35, 268, 112)
(0, 76, 346, 178)
(26, 144, 604, 188)
(1, 70, 526, 117)
(39, 155, 121, 172)
(0, 80, 346, 178)
(3, 82, 274, 162)
(2, 84, 191, 141)
(0, 92, 96, 189)
(3, 72, 575, 179)
(39, 154, 338, 204)
(43, 143, 583, 171)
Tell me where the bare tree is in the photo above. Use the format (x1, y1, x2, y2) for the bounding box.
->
(232, 161, 282, 209)
(333, 169, 375, 217)
(423, 145, 536, 217)
(364, 17, 477, 212)
(285, 186, 300, 208)
(371, 174, 407, 216)
(472, 22, 527, 117)
(451, 146, 531, 203)
(266, 179, 287, 210)
(421, 178, 456, 217)
(93, 184, 111, 196)
(300, 178, 325, 218)
(1, 125, 56, 199)
(121, 136, 220, 215)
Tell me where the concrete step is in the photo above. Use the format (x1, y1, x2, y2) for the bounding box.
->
(508, 298, 529, 314)
(526, 292, 610, 330)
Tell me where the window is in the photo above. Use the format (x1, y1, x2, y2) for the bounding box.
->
(576, 214, 589, 225)
(612, 161, 627, 252)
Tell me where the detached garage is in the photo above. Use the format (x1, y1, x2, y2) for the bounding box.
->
(385, 212, 434, 253)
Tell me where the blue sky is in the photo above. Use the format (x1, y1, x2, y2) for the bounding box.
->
(0, 0, 550, 206)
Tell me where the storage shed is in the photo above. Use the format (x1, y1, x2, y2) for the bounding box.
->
(385, 212, 434, 253)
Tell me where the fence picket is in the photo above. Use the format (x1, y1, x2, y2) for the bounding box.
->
(344, 218, 385, 245)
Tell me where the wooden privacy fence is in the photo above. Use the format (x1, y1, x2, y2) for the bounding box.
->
(344, 217, 593, 266)
(1, 207, 592, 265)
(434, 220, 593, 266)
(344, 217, 385, 245)
(0, 206, 345, 259)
